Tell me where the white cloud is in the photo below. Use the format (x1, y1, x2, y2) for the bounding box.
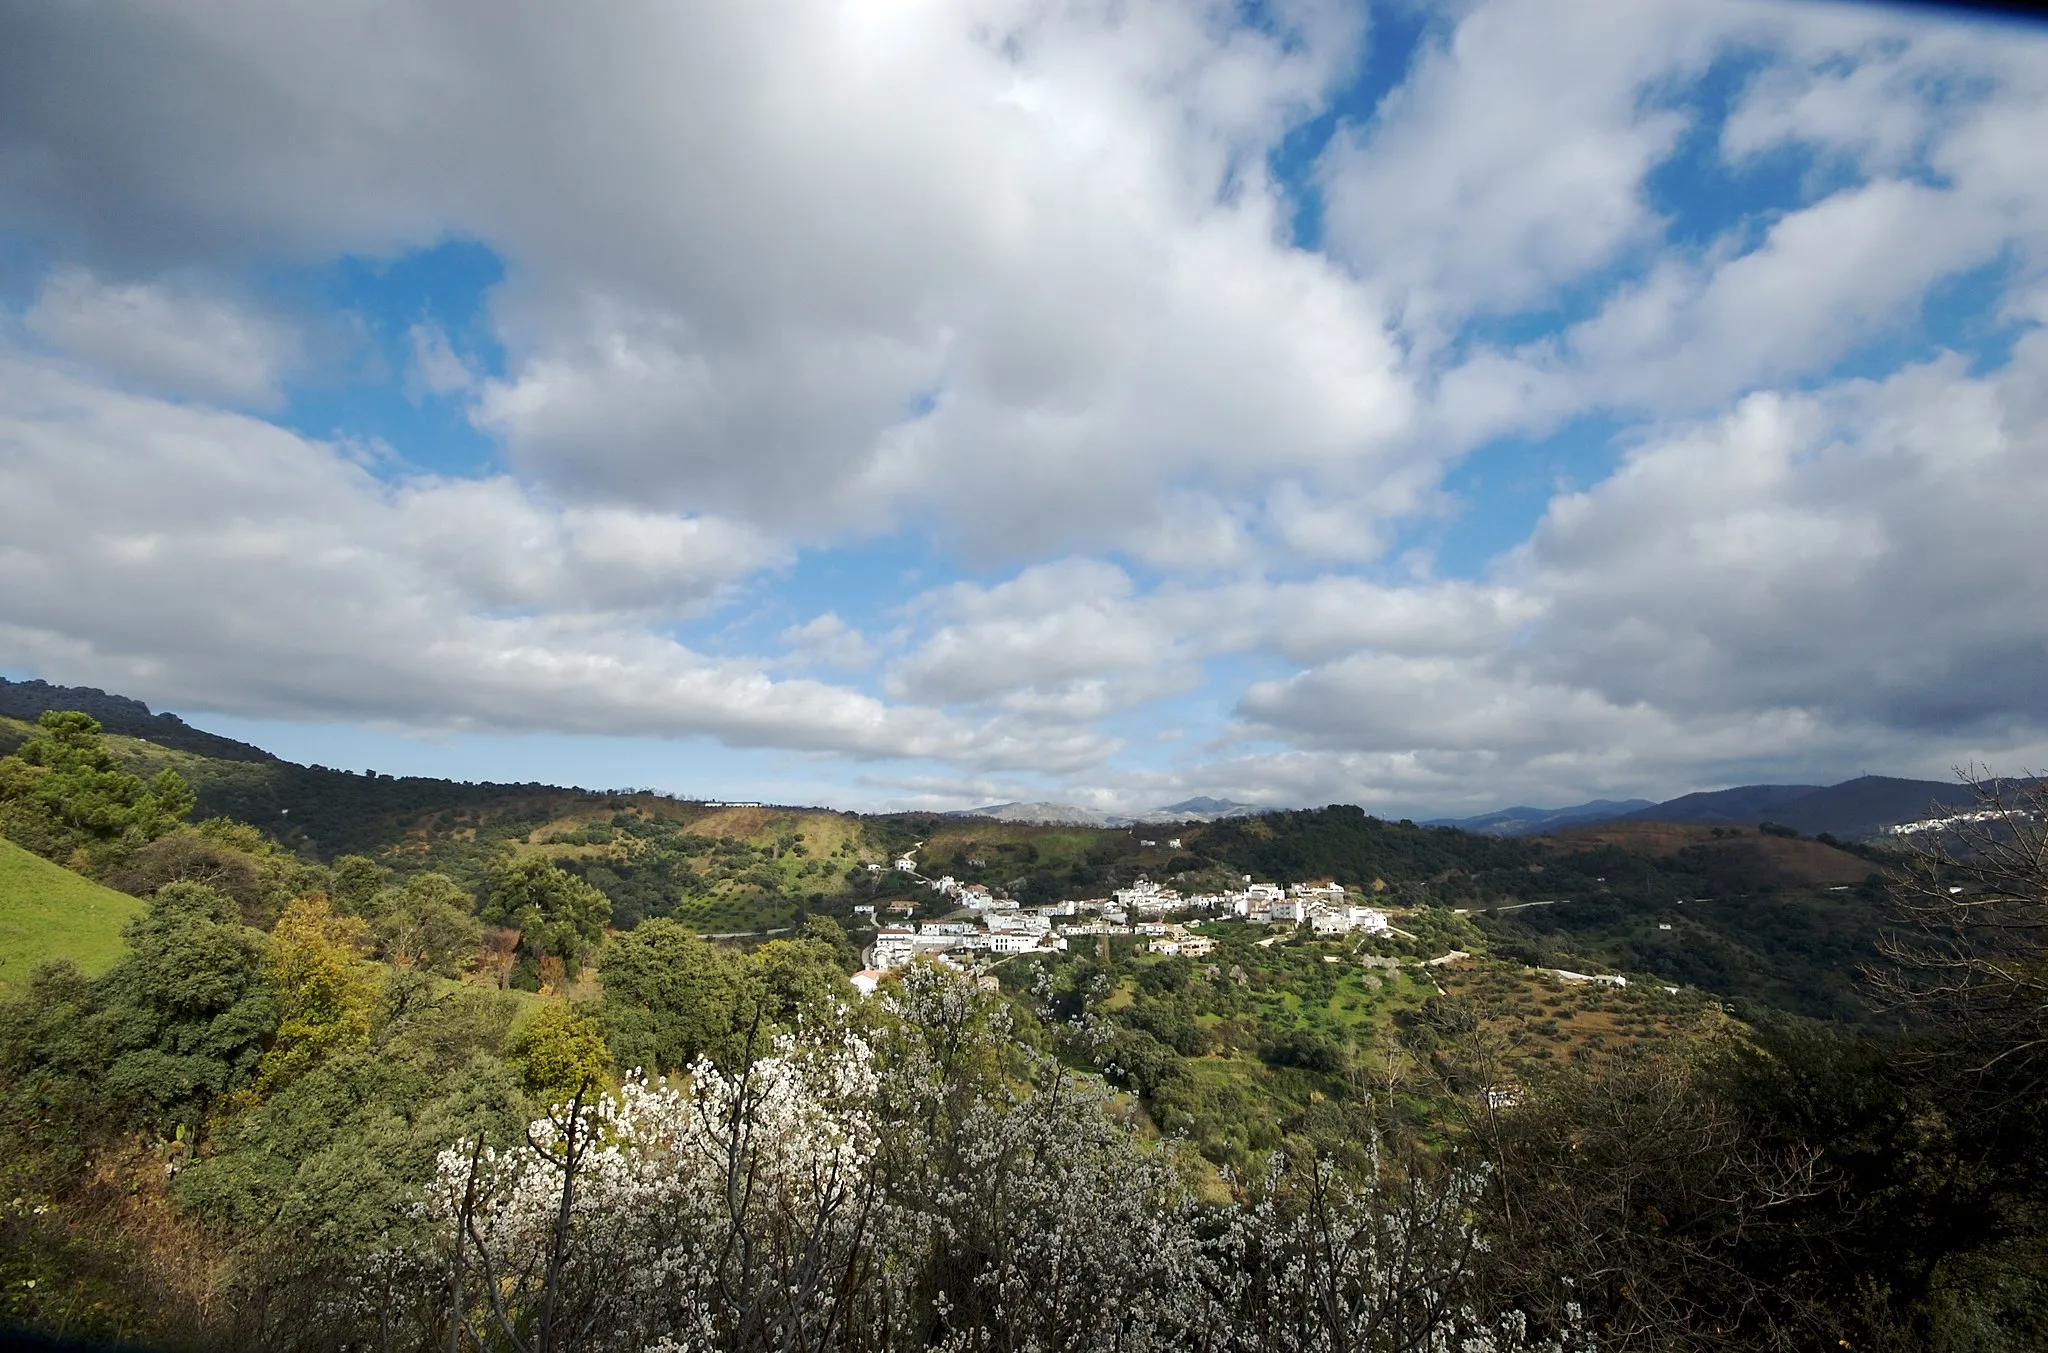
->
(1318, 0, 1736, 338)
(0, 0, 1425, 565)
(1517, 339, 2048, 737)
(23, 268, 299, 407)
(0, 350, 953, 759)
(5, 0, 2048, 815)
(405, 321, 475, 398)
(888, 559, 1198, 720)
(1428, 10, 2048, 447)
(1227, 331, 2048, 809)
(390, 477, 786, 617)
(781, 614, 877, 671)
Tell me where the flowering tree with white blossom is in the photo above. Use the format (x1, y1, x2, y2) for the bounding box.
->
(386, 964, 1580, 1353)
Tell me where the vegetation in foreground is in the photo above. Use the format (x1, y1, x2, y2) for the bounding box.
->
(0, 708, 2045, 1350)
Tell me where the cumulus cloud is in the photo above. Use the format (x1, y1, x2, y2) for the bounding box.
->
(1231, 330, 2048, 807)
(1426, 7, 2048, 446)
(1520, 340, 2048, 739)
(4, 0, 2048, 814)
(888, 559, 1199, 719)
(1318, 0, 1727, 336)
(405, 321, 475, 399)
(0, 350, 950, 760)
(781, 614, 877, 672)
(0, 0, 1421, 561)
(23, 268, 300, 407)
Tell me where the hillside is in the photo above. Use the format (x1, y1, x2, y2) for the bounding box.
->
(1435, 773, 2002, 841)
(1424, 798, 1654, 835)
(1607, 774, 1980, 839)
(0, 677, 276, 763)
(5, 693, 2021, 1351)
(0, 691, 1917, 1027)
(1544, 820, 1881, 887)
(0, 836, 145, 992)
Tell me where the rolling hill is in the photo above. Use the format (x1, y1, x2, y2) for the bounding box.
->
(0, 676, 276, 763)
(0, 679, 1966, 1035)
(0, 836, 146, 992)
(1425, 798, 1655, 836)
(1434, 775, 1998, 841)
(1606, 774, 1985, 839)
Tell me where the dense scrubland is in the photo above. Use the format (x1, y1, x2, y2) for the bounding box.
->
(2, 706, 2046, 1351)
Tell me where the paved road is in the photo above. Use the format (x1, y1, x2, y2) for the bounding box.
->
(1456, 898, 1567, 914)
(690, 927, 794, 939)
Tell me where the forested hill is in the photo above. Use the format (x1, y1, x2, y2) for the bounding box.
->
(1, 694, 1896, 913)
(0, 689, 1909, 1018)
(0, 677, 277, 763)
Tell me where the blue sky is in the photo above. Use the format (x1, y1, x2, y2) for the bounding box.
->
(3, 0, 2048, 817)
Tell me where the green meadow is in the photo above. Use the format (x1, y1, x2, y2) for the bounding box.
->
(0, 834, 145, 992)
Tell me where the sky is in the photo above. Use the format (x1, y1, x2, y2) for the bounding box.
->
(3, 0, 2048, 818)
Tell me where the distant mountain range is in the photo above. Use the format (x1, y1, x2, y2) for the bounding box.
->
(1431, 775, 1997, 841)
(952, 797, 1270, 828)
(1422, 799, 1655, 836)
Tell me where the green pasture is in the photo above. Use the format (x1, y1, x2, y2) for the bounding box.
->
(0, 837, 146, 992)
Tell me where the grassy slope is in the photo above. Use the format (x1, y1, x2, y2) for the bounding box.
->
(0, 837, 145, 992)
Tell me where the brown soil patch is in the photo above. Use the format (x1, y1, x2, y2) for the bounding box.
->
(1438, 961, 1709, 1071)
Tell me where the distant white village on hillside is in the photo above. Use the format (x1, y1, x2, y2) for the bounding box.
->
(848, 856, 1393, 992)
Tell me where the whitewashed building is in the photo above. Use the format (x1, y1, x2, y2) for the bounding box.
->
(872, 926, 917, 969)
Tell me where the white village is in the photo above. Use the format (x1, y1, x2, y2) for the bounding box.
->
(848, 847, 1393, 994)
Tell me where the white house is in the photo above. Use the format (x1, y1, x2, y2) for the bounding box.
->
(872, 926, 918, 969)
(1114, 878, 1183, 915)
(1309, 905, 1390, 935)
(1550, 969, 1627, 987)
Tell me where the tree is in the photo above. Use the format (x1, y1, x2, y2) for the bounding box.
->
(105, 820, 321, 928)
(480, 858, 611, 976)
(596, 919, 751, 1073)
(1874, 773, 2048, 1087)
(508, 1004, 611, 1102)
(0, 710, 192, 866)
(800, 913, 858, 970)
(752, 936, 850, 1029)
(374, 872, 483, 977)
(256, 895, 379, 1093)
(328, 854, 390, 917)
(109, 827, 265, 912)
(95, 882, 278, 1133)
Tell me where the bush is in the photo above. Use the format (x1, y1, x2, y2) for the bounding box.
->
(1258, 1028, 1347, 1075)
